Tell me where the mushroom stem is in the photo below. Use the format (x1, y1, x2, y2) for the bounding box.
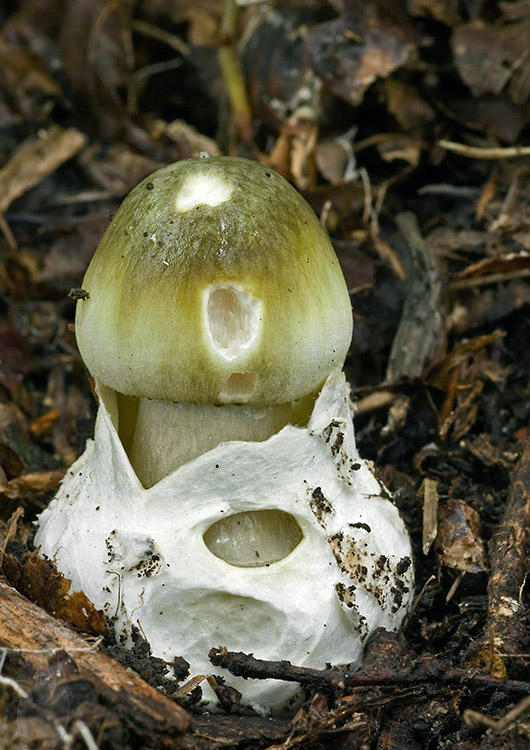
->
(204, 509, 304, 568)
(125, 399, 296, 488)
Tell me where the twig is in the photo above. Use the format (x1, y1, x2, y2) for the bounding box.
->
(0, 673, 29, 699)
(418, 184, 480, 198)
(351, 133, 427, 155)
(355, 391, 396, 414)
(0, 215, 17, 250)
(0, 506, 23, 568)
(464, 694, 530, 731)
(209, 647, 530, 695)
(131, 18, 190, 56)
(71, 720, 101, 750)
(449, 268, 530, 290)
(359, 167, 374, 226)
(489, 172, 519, 232)
(438, 140, 530, 160)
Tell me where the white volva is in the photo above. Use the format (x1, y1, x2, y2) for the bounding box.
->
(35, 371, 413, 711)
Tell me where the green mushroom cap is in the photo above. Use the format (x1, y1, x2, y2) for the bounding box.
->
(75, 156, 353, 406)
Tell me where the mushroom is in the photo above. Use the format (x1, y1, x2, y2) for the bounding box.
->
(36, 156, 413, 711)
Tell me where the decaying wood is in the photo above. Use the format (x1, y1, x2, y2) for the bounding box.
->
(0, 578, 190, 740)
(482, 438, 530, 669)
(386, 212, 446, 382)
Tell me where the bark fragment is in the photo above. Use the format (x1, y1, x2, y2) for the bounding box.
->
(0, 578, 191, 739)
(386, 212, 446, 382)
(480, 439, 530, 673)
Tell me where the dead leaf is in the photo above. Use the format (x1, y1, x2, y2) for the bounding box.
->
(140, 0, 224, 46)
(435, 498, 488, 575)
(0, 469, 65, 500)
(466, 644, 508, 678)
(0, 440, 26, 480)
(14, 553, 107, 634)
(270, 110, 318, 191)
(0, 125, 86, 217)
(457, 252, 530, 280)
(0, 44, 61, 99)
(453, 8, 530, 105)
(30, 409, 61, 437)
(242, 4, 323, 132)
(465, 433, 517, 469)
(476, 172, 498, 222)
(427, 331, 505, 440)
(434, 95, 524, 143)
(306, 0, 418, 107)
(382, 79, 435, 134)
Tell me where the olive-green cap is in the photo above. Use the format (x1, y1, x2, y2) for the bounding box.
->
(75, 156, 352, 405)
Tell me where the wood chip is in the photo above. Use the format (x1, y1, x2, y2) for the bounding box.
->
(420, 478, 439, 556)
(386, 212, 446, 382)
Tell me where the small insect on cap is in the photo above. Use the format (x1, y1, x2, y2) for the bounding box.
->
(75, 156, 353, 406)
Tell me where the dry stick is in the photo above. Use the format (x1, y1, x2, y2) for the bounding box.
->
(483, 438, 530, 665)
(385, 212, 446, 383)
(0, 578, 190, 737)
(209, 647, 530, 695)
(351, 133, 427, 155)
(438, 140, 530, 160)
(0, 507, 23, 568)
(131, 18, 190, 57)
(449, 269, 530, 291)
(465, 694, 530, 731)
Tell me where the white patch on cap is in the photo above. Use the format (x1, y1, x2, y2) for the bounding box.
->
(204, 284, 262, 361)
(176, 173, 233, 212)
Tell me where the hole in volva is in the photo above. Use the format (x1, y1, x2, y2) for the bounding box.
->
(203, 509, 303, 567)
